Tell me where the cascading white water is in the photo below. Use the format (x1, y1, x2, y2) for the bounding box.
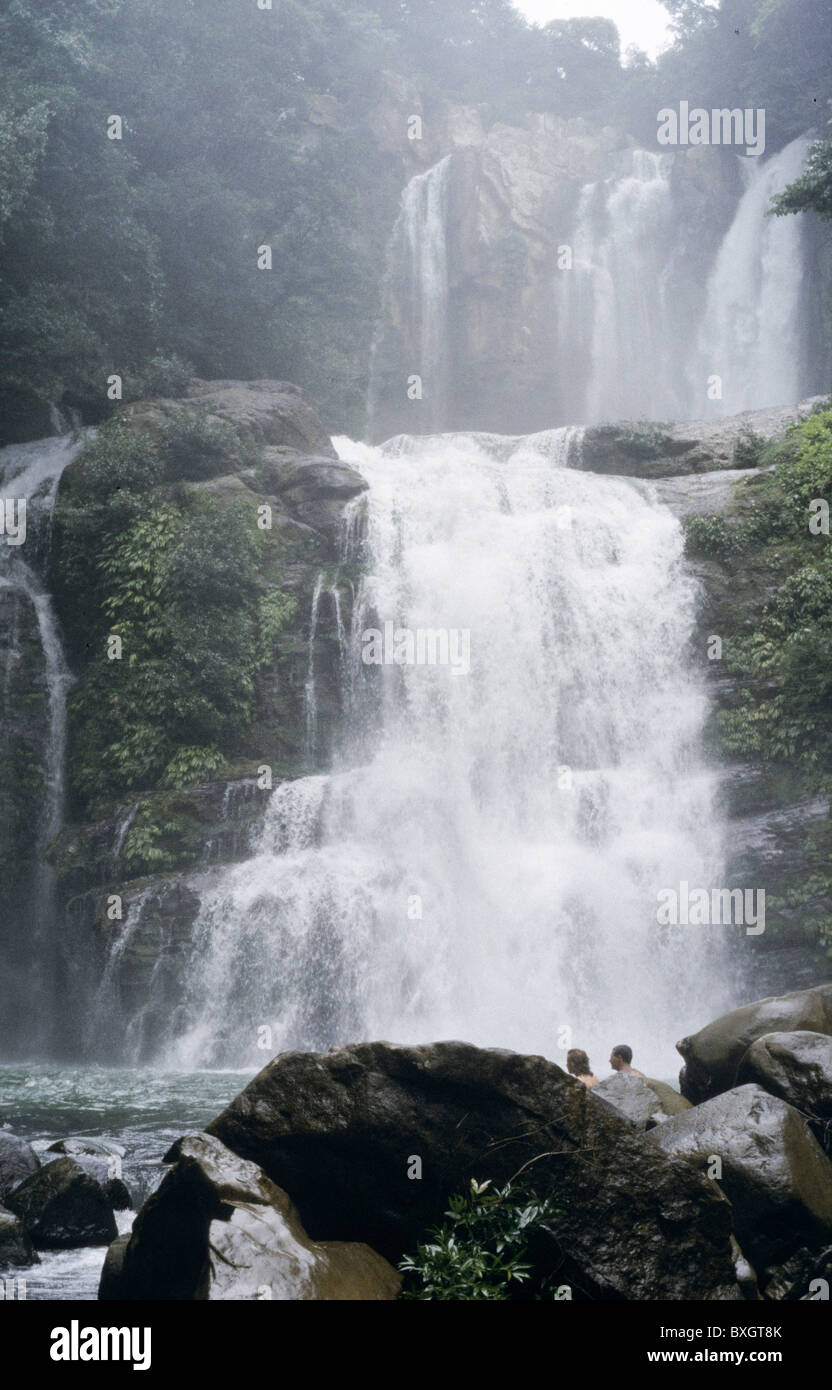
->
(169, 428, 732, 1078)
(367, 155, 451, 435)
(694, 135, 812, 415)
(560, 150, 685, 423)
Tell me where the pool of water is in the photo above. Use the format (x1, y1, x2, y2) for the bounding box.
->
(0, 1064, 254, 1300)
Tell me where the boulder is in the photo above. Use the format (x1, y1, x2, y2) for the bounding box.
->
(590, 1074, 691, 1129)
(580, 399, 824, 479)
(677, 984, 832, 1103)
(738, 1031, 832, 1122)
(206, 1041, 742, 1300)
(123, 380, 336, 458)
(0, 1205, 39, 1269)
(98, 1233, 132, 1301)
(45, 1138, 132, 1208)
(6, 1158, 118, 1249)
(101, 1133, 400, 1301)
(0, 1131, 40, 1204)
(649, 1083, 832, 1270)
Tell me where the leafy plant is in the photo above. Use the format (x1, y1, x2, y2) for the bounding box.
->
(399, 1178, 563, 1301)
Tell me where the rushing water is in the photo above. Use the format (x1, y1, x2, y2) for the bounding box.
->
(165, 427, 731, 1078)
(367, 154, 451, 437)
(559, 149, 684, 423)
(0, 1065, 250, 1299)
(694, 135, 812, 415)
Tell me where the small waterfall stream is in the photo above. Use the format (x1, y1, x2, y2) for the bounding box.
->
(559, 150, 683, 423)
(0, 429, 86, 1053)
(367, 154, 452, 437)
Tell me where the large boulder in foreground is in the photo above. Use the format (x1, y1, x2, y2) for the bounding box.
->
(101, 1133, 400, 1301)
(649, 1083, 832, 1272)
(737, 1031, 832, 1123)
(677, 984, 832, 1103)
(590, 1074, 691, 1129)
(206, 1041, 742, 1300)
(6, 1158, 117, 1249)
(0, 1131, 40, 1204)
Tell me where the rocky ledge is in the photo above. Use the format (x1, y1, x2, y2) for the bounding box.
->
(579, 398, 826, 478)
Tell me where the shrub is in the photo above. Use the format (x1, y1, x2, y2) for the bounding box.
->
(683, 513, 739, 558)
(158, 410, 248, 481)
(733, 428, 767, 469)
(399, 1178, 563, 1301)
(140, 353, 194, 399)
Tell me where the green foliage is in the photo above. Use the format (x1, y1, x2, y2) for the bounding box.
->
(733, 428, 767, 469)
(135, 354, 194, 399)
(54, 420, 296, 810)
(683, 513, 739, 558)
(399, 1178, 563, 1301)
(772, 124, 832, 222)
(705, 410, 832, 788)
(157, 411, 249, 481)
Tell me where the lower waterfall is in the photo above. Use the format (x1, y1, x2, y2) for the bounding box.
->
(166, 427, 733, 1078)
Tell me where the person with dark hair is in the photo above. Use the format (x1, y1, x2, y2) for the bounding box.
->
(566, 1048, 599, 1089)
(609, 1044, 645, 1078)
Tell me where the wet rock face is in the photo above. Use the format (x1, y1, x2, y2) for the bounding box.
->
(649, 1083, 832, 1272)
(677, 984, 832, 1103)
(590, 1074, 691, 1129)
(122, 380, 336, 459)
(0, 1131, 40, 1205)
(47, 378, 366, 1062)
(206, 1040, 741, 1299)
(0, 1205, 39, 1270)
(101, 1132, 400, 1301)
(580, 399, 825, 478)
(6, 1157, 118, 1249)
(738, 1031, 832, 1123)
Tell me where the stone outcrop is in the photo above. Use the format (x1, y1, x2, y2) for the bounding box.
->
(46, 379, 367, 1062)
(205, 1041, 742, 1299)
(649, 1083, 832, 1274)
(738, 1031, 832, 1123)
(100, 1132, 400, 1301)
(590, 1074, 691, 1129)
(122, 380, 337, 460)
(677, 985, 832, 1103)
(580, 399, 825, 478)
(0, 1206, 39, 1270)
(0, 1131, 40, 1204)
(6, 1157, 118, 1249)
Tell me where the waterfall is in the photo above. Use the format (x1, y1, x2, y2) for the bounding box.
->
(167, 428, 731, 1078)
(367, 155, 451, 437)
(0, 432, 85, 1052)
(558, 150, 687, 424)
(694, 135, 813, 415)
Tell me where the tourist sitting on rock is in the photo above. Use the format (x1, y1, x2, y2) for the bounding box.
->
(566, 1048, 600, 1089)
(609, 1043, 645, 1078)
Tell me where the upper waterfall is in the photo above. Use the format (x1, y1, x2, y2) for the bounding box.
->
(367, 155, 452, 438)
(367, 135, 817, 435)
(164, 428, 732, 1078)
(559, 149, 684, 423)
(694, 135, 813, 415)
